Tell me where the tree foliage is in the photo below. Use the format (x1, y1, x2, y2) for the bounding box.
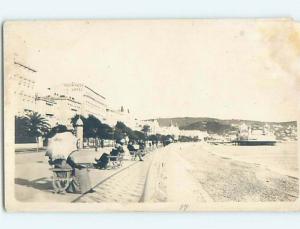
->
(131, 130, 146, 141)
(25, 112, 50, 138)
(71, 114, 114, 139)
(15, 112, 50, 152)
(16, 112, 51, 143)
(147, 134, 163, 142)
(46, 124, 68, 138)
(15, 116, 36, 143)
(114, 121, 132, 140)
(141, 125, 151, 134)
(114, 121, 146, 141)
(178, 135, 198, 142)
(97, 123, 114, 139)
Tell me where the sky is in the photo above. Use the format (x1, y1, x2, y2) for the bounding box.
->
(5, 19, 300, 121)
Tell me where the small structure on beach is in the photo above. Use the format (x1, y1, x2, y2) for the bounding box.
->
(235, 123, 276, 146)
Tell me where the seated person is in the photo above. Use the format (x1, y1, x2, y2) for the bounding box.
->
(95, 141, 125, 168)
(128, 141, 144, 161)
(138, 140, 145, 151)
(109, 147, 121, 161)
(127, 141, 137, 152)
(94, 152, 110, 169)
(46, 150, 94, 194)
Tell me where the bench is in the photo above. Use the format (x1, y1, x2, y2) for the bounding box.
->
(129, 150, 138, 160)
(107, 154, 124, 169)
(50, 168, 74, 194)
(129, 149, 146, 160)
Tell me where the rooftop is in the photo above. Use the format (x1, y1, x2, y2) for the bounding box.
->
(14, 61, 37, 73)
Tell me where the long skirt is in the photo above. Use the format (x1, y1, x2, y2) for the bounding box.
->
(66, 168, 92, 194)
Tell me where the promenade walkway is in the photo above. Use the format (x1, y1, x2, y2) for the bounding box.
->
(15, 146, 156, 202)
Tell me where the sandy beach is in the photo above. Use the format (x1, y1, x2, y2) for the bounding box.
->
(145, 142, 299, 202)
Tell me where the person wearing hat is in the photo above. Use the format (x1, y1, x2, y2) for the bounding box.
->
(46, 131, 95, 194)
(94, 139, 125, 169)
(111, 139, 125, 157)
(127, 140, 144, 161)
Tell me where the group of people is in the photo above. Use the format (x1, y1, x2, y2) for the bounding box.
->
(45, 136, 151, 194)
(94, 139, 148, 169)
(94, 139, 125, 169)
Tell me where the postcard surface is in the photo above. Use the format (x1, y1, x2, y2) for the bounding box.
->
(3, 19, 300, 212)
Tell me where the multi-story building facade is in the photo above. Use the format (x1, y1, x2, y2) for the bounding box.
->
(10, 61, 37, 116)
(50, 82, 107, 121)
(105, 106, 141, 130)
(52, 96, 81, 128)
(35, 94, 82, 128)
(35, 95, 57, 126)
(104, 108, 121, 127)
(140, 119, 161, 134)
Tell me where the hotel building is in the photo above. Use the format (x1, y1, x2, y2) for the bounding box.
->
(50, 82, 108, 121)
(10, 61, 37, 116)
(35, 94, 81, 128)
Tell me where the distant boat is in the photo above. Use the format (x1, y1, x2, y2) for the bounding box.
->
(234, 123, 276, 146)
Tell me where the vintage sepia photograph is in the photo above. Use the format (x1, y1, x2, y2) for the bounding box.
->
(3, 19, 300, 212)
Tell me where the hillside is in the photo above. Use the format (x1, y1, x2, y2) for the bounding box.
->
(155, 117, 297, 137)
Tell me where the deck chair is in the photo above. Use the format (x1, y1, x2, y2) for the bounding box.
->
(50, 167, 74, 194)
(107, 153, 124, 169)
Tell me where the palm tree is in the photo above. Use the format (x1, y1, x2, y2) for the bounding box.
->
(24, 112, 50, 152)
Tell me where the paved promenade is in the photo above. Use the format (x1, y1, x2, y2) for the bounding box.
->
(15, 146, 157, 202)
(15, 142, 299, 203)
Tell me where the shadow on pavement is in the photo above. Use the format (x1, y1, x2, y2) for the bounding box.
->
(15, 177, 52, 191)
